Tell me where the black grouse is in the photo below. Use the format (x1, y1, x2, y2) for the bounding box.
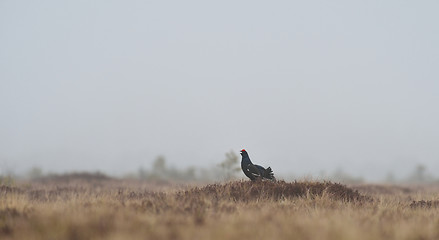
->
(240, 149, 275, 181)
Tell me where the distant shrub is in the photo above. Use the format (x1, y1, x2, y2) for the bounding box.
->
(217, 150, 240, 181)
(35, 172, 111, 183)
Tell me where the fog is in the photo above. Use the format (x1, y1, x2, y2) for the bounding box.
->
(1, 1, 438, 181)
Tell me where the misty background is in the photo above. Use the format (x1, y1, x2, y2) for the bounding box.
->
(1, 1, 438, 182)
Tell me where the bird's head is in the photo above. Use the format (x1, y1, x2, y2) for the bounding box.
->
(240, 149, 247, 156)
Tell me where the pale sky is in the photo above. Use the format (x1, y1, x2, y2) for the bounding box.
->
(1, 1, 438, 180)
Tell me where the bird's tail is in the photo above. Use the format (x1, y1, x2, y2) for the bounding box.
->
(264, 167, 276, 181)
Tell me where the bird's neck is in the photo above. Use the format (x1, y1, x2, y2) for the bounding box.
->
(241, 155, 252, 165)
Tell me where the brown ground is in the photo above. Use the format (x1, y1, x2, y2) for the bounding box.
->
(1, 177, 439, 240)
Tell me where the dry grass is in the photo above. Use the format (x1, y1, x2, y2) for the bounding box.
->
(1, 178, 439, 240)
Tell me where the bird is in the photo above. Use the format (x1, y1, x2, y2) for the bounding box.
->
(240, 149, 275, 181)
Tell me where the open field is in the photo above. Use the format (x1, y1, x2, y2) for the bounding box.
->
(2, 176, 439, 240)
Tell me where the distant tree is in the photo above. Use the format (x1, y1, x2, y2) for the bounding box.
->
(145, 155, 199, 181)
(218, 150, 241, 180)
(153, 156, 167, 173)
(385, 171, 396, 183)
(27, 167, 43, 180)
(414, 164, 426, 182)
(407, 164, 433, 183)
(137, 167, 148, 179)
(146, 156, 167, 181)
(184, 167, 196, 180)
(331, 168, 364, 184)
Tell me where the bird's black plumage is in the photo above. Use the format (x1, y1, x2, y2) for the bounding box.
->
(240, 149, 275, 181)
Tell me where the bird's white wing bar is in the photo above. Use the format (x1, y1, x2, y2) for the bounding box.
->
(246, 164, 262, 177)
